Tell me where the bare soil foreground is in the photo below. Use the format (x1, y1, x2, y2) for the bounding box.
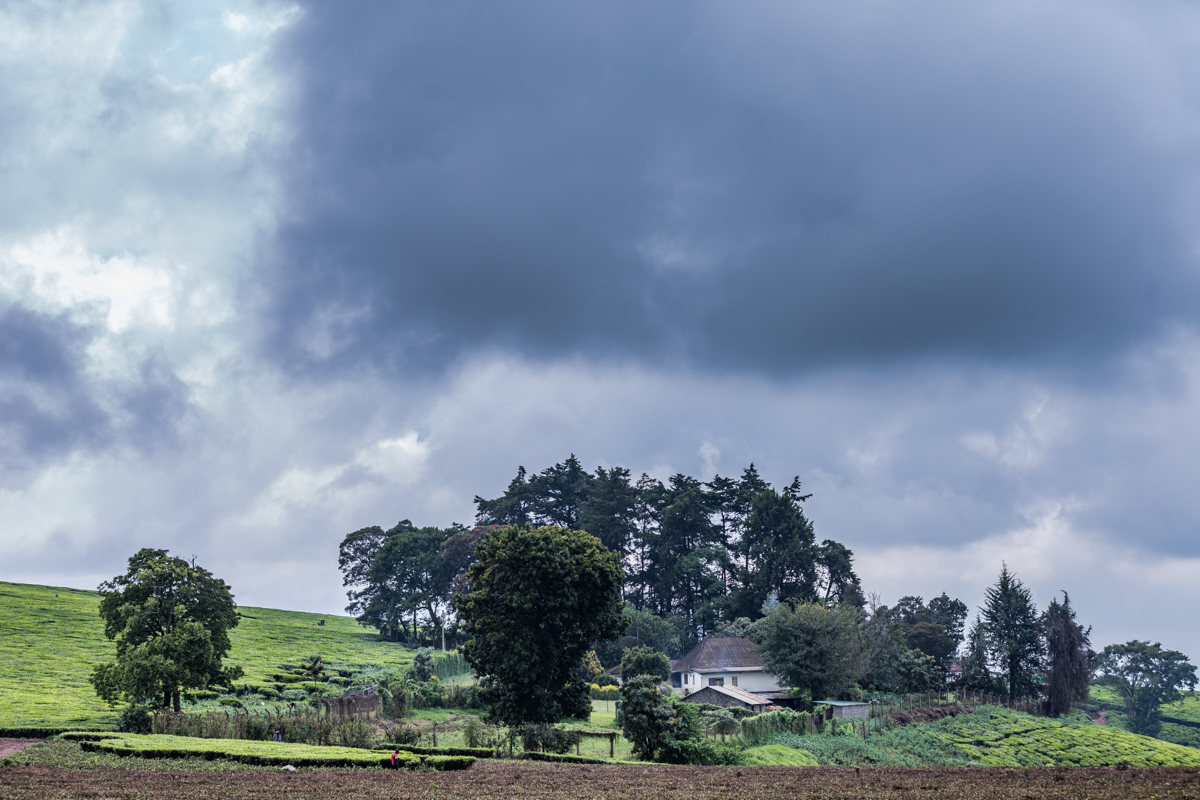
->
(3, 762, 1200, 800)
(0, 740, 42, 758)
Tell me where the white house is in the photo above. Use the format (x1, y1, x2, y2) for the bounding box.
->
(671, 636, 786, 697)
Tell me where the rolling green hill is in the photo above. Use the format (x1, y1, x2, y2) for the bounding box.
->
(0, 581, 416, 730)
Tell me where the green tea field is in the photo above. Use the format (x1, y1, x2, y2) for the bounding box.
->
(0, 581, 416, 730)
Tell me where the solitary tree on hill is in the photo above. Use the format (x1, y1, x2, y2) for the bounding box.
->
(90, 549, 242, 713)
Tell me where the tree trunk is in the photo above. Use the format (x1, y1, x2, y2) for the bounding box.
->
(163, 689, 171, 710)
(172, 690, 181, 713)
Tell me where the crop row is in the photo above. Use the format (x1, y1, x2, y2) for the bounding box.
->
(927, 708, 1200, 767)
(61, 732, 474, 770)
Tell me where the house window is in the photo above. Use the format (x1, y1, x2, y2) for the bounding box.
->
(731, 676, 738, 687)
(709, 677, 724, 687)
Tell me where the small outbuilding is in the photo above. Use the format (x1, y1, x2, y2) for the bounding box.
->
(816, 699, 870, 719)
(682, 684, 771, 712)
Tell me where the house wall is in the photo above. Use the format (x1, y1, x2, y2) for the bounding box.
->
(683, 670, 782, 694)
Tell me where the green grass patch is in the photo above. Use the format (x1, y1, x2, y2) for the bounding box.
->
(741, 744, 819, 766)
(0, 581, 418, 729)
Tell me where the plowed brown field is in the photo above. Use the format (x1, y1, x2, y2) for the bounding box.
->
(2, 762, 1199, 799)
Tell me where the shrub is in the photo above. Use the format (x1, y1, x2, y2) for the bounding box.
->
(523, 752, 609, 764)
(655, 737, 743, 765)
(117, 704, 152, 734)
(520, 723, 580, 754)
(218, 697, 244, 709)
(592, 673, 620, 687)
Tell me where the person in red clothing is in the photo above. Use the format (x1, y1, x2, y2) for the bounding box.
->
(390, 749, 399, 769)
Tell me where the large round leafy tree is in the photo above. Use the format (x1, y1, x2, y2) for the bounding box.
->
(456, 524, 625, 725)
(90, 549, 242, 713)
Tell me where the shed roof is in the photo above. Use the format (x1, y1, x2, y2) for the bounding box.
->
(687, 684, 771, 706)
(674, 637, 765, 673)
(816, 700, 870, 707)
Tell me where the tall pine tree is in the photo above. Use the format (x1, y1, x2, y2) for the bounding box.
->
(981, 564, 1043, 702)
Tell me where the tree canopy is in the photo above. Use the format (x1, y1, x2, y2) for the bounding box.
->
(338, 520, 484, 644)
(90, 549, 242, 713)
(474, 456, 863, 648)
(753, 600, 863, 701)
(980, 564, 1043, 702)
(1043, 592, 1093, 717)
(1097, 640, 1197, 736)
(455, 524, 626, 725)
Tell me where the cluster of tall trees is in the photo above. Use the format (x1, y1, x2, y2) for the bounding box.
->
(339, 455, 864, 650)
(474, 455, 864, 644)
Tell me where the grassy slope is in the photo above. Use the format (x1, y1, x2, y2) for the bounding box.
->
(0, 581, 415, 729)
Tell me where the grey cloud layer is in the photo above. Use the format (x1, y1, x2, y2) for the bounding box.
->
(263, 0, 1200, 375)
(3, 0, 1200, 666)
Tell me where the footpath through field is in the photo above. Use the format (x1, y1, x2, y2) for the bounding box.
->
(2, 763, 1199, 799)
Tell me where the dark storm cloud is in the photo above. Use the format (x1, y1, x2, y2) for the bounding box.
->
(0, 305, 193, 482)
(0, 305, 110, 471)
(261, 0, 1200, 375)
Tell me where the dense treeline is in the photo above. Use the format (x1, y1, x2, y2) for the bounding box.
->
(475, 455, 865, 640)
(340, 455, 864, 650)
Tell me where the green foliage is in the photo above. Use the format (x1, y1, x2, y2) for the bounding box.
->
(741, 744, 819, 765)
(980, 564, 1043, 702)
(653, 737, 742, 765)
(91, 550, 243, 713)
(0, 580, 416, 730)
(888, 594, 968, 679)
(116, 704, 152, 734)
(928, 706, 1200, 767)
(619, 646, 670, 682)
(457, 524, 625, 726)
(72, 731, 473, 769)
(580, 650, 604, 681)
(412, 648, 434, 681)
(618, 676, 674, 759)
(1043, 592, 1093, 717)
(1097, 640, 1198, 736)
(754, 601, 862, 699)
(519, 723, 581, 754)
(739, 708, 820, 745)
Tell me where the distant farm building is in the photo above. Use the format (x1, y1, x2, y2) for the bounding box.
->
(681, 684, 772, 712)
(817, 700, 870, 719)
(672, 637, 792, 705)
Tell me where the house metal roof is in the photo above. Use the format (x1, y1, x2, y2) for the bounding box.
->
(815, 700, 870, 707)
(673, 637, 765, 674)
(688, 684, 771, 706)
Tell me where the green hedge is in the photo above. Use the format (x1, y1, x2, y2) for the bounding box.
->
(0, 727, 111, 739)
(57, 732, 121, 742)
(375, 743, 495, 758)
(522, 752, 610, 764)
(74, 733, 474, 770)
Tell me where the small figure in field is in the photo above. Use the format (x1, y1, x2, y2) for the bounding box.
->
(391, 749, 399, 769)
(273, 730, 282, 742)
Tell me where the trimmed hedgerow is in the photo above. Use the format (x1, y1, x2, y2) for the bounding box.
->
(522, 751, 610, 764)
(74, 733, 474, 770)
(374, 743, 495, 758)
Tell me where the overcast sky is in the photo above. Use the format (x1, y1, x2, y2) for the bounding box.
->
(4, 0, 1200, 662)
